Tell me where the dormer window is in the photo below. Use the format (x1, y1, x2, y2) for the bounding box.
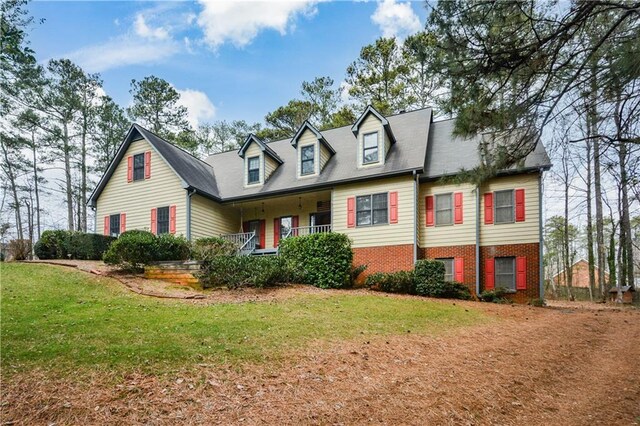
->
(301, 145, 315, 175)
(363, 132, 379, 164)
(247, 156, 260, 184)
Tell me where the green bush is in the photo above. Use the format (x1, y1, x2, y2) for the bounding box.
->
(191, 237, 237, 261)
(154, 234, 191, 261)
(198, 255, 290, 289)
(103, 230, 157, 270)
(34, 230, 115, 260)
(278, 232, 353, 289)
(414, 259, 472, 300)
(366, 271, 416, 294)
(479, 287, 510, 303)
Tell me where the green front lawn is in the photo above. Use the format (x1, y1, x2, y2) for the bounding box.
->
(1, 263, 487, 375)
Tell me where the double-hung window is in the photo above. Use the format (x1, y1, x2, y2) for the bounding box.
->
(495, 257, 516, 291)
(247, 156, 260, 184)
(363, 132, 379, 164)
(435, 193, 453, 226)
(109, 214, 120, 237)
(437, 258, 454, 282)
(301, 145, 315, 175)
(133, 153, 145, 181)
(495, 189, 514, 223)
(356, 193, 388, 226)
(156, 206, 170, 235)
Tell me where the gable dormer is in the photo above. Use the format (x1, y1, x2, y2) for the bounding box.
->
(238, 134, 283, 187)
(290, 121, 335, 179)
(351, 105, 396, 168)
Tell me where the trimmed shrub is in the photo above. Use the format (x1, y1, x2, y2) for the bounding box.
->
(8, 239, 31, 260)
(34, 230, 115, 260)
(198, 255, 290, 289)
(103, 230, 156, 270)
(414, 259, 472, 300)
(366, 271, 416, 294)
(279, 232, 353, 289)
(479, 287, 510, 303)
(191, 237, 237, 262)
(154, 234, 191, 261)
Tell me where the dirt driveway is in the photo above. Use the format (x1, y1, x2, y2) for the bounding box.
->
(3, 299, 639, 425)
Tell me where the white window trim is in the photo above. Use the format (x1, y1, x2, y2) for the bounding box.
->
(246, 154, 262, 186)
(355, 192, 389, 227)
(434, 193, 454, 227)
(362, 131, 380, 166)
(494, 189, 515, 224)
(298, 143, 318, 178)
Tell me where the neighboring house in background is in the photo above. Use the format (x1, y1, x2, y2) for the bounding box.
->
(88, 106, 552, 302)
(552, 259, 609, 288)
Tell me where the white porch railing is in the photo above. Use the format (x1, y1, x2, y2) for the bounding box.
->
(220, 231, 256, 256)
(282, 224, 332, 239)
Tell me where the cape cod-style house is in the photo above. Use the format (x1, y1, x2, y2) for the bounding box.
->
(88, 106, 552, 302)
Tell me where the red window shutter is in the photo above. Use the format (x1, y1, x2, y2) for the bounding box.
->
(104, 216, 109, 236)
(120, 213, 126, 233)
(454, 192, 463, 224)
(292, 215, 299, 236)
(347, 197, 355, 228)
(169, 205, 177, 234)
(516, 256, 527, 290)
(127, 156, 133, 182)
(144, 151, 151, 179)
(454, 257, 464, 282)
(259, 220, 266, 249)
(389, 191, 398, 224)
(273, 218, 280, 247)
(484, 193, 494, 224)
(515, 188, 525, 222)
(485, 258, 495, 290)
(425, 195, 434, 226)
(151, 208, 157, 235)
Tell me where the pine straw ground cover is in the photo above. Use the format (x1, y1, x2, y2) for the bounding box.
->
(2, 263, 640, 425)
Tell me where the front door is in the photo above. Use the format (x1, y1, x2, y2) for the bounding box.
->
(247, 220, 262, 249)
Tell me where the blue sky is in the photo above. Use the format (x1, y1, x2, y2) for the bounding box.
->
(28, 0, 429, 125)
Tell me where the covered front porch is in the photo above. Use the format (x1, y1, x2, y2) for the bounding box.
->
(220, 190, 332, 255)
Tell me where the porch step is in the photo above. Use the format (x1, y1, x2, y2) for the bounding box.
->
(144, 261, 203, 289)
(251, 248, 278, 256)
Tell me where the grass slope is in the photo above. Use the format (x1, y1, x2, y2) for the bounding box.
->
(1, 263, 486, 374)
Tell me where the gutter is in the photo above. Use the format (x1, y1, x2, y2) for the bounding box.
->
(186, 188, 197, 241)
(413, 170, 418, 265)
(538, 169, 545, 300)
(475, 184, 481, 298)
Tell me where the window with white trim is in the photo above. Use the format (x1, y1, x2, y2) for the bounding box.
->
(356, 193, 388, 226)
(363, 132, 379, 164)
(495, 257, 516, 290)
(247, 156, 260, 184)
(435, 193, 453, 226)
(301, 145, 315, 175)
(495, 189, 514, 224)
(437, 258, 454, 282)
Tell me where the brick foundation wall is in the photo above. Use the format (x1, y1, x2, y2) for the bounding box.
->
(481, 243, 540, 303)
(419, 245, 477, 296)
(352, 244, 415, 282)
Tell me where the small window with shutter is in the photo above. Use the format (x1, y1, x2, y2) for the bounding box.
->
(156, 206, 170, 234)
(435, 193, 453, 226)
(133, 153, 145, 181)
(437, 258, 454, 282)
(494, 189, 514, 224)
(109, 214, 120, 237)
(495, 257, 516, 291)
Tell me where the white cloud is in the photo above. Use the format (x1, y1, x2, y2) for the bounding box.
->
(176, 88, 216, 127)
(371, 0, 421, 39)
(66, 36, 180, 73)
(134, 13, 170, 40)
(196, 0, 319, 48)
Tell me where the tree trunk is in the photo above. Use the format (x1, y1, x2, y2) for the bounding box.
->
(63, 123, 74, 231)
(31, 133, 41, 240)
(617, 138, 634, 289)
(0, 140, 23, 240)
(80, 112, 88, 232)
(585, 130, 596, 302)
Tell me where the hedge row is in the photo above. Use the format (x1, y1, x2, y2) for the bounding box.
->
(103, 230, 191, 270)
(34, 230, 116, 260)
(366, 259, 472, 300)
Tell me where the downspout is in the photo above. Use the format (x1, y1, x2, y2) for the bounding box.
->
(91, 206, 96, 234)
(186, 188, 196, 241)
(538, 170, 545, 300)
(475, 185, 481, 298)
(413, 170, 418, 265)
